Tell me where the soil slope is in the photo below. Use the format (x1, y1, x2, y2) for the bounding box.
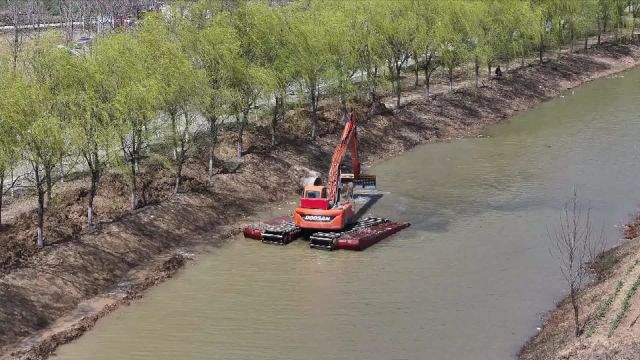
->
(519, 215, 640, 360)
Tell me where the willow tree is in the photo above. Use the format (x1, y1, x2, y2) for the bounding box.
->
(93, 32, 159, 210)
(532, 0, 559, 63)
(372, 0, 416, 108)
(6, 72, 63, 248)
(499, 0, 541, 69)
(629, 0, 640, 39)
(43, 45, 114, 226)
(234, 1, 293, 146)
(287, 2, 331, 140)
(0, 70, 22, 226)
(322, 1, 361, 115)
(227, 58, 269, 159)
(596, 0, 613, 44)
(611, 0, 628, 41)
(464, 1, 488, 88)
(140, 13, 209, 193)
(198, 13, 240, 174)
(435, 1, 470, 92)
(575, 0, 599, 50)
(26, 35, 72, 207)
(349, 0, 385, 107)
(412, 0, 440, 97)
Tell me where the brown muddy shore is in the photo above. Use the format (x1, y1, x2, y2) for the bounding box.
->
(2, 41, 640, 360)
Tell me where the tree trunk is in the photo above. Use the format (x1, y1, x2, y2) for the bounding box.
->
(311, 108, 318, 140)
(487, 63, 491, 81)
(237, 112, 247, 158)
(175, 115, 188, 194)
(310, 85, 319, 140)
(208, 115, 218, 178)
(584, 36, 588, 50)
(474, 55, 479, 88)
(59, 159, 64, 183)
(37, 190, 44, 248)
(370, 65, 378, 103)
(129, 157, 137, 210)
(45, 166, 53, 208)
(569, 28, 574, 54)
(170, 111, 182, 193)
(395, 64, 402, 108)
(396, 80, 401, 107)
(87, 154, 100, 226)
(10, 168, 14, 197)
(0, 170, 4, 226)
(88, 176, 96, 226)
(413, 52, 419, 88)
(448, 67, 454, 92)
(424, 75, 430, 98)
(175, 162, 182, 194)
(35, 166, 45, 248)
(571, 286, 581, 336)
(271, 95, 281, 146)
(539, 41, 544, 64)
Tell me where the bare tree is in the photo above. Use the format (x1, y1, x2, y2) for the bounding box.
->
(6, 0, 25, 70)
(548, 190, 606, 337)
(26, 0, 44, 37)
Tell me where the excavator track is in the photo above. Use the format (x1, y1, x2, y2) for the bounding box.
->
(309, 217, 389, 250)
(261, 222, 301, 245)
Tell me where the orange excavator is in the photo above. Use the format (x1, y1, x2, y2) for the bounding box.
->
(294, 112, 376, 231)
(244, 112, 409, 251)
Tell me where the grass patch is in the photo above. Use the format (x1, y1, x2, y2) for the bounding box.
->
(586, 259, 639, 337)
(608, 271, 640, 337)
(594, 249, 621, 281)
(586, 280, 624, 337)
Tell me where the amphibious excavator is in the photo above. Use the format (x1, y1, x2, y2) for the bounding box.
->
(243, 112, 409, 251)
(294, 112, 376, 231)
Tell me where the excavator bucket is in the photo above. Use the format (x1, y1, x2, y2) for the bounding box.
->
(353, 175, 377, 190)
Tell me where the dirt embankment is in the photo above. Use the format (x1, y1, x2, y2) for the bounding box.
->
(519, 213, 640, 360)
(1, 41, 640, 360)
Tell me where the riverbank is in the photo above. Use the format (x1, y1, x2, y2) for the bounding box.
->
(2, 41, 640, 360)
(519, 214, 640, 360)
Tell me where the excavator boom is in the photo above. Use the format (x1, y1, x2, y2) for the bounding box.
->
(326, 113, 375, 204)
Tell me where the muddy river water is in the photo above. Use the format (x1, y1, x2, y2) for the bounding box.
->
(54, 69, 640, 360)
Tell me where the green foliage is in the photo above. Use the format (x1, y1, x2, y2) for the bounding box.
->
(198, 12, 242, 119)
(0, 68, 21, 179)
(92, 30, 159, 160)
(435, 0, 471, 89)
(19, 35, 67, 176)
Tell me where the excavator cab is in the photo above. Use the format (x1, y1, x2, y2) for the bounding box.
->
(300, 186, 331, 210)
(295, 183, 354, 230)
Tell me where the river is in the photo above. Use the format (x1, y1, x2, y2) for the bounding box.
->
(53, 68, 640, 360)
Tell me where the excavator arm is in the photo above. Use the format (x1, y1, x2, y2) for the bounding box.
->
(326, 113, 375, 205)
